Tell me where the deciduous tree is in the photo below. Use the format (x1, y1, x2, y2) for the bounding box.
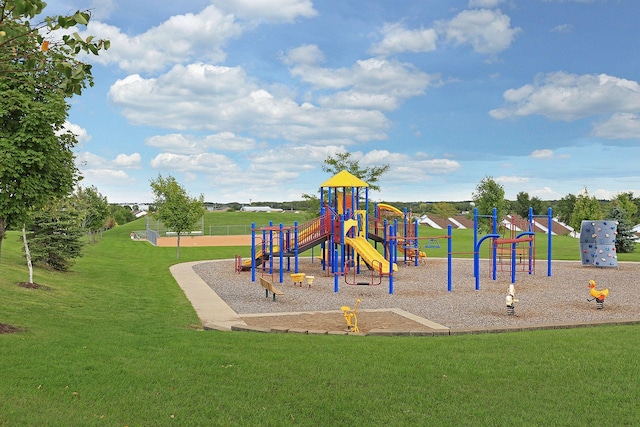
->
(322, 152, 390, 191)
(150, 175, 204, 259)
(569, 188, 602, 231)
(0, 1, 108, 258)
(472, 176, 507, 232)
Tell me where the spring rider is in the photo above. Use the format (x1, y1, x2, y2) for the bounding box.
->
(341, 299, 361, 332)
(587, 279, 609, 309)
(505, 284, 518, 315)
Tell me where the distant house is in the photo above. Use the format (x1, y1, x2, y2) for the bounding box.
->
(240, 206, 284, 212)
(418, 213, 573, 236)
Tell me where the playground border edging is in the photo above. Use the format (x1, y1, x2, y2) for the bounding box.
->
(216, 318, 640, 336)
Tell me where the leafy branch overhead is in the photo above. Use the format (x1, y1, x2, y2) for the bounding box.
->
(0, 0, 110, 96)
(0, 0, 108, 259)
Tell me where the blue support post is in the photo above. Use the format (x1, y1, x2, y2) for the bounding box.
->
(447, 225, 452, 292)
(333, 249, 339, 293)
(473, 208, 478, 278)
(279, 223, 284, 283)
(251, 223, 256, 282)
(492, 207, 498, 281)
(547, 207, 553, 277)
(294, 221, 299, 273)
(475, 233, 500, 290)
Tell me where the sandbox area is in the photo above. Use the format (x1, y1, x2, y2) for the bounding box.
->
(193, 258, 640, 334)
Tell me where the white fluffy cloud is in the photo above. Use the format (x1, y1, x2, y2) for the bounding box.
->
(84, 6, 242, 73)
(370, 22, 438, 56)
(61, 121, 91, 143)
(591, 113, 640, 140)
(150, 152, 241, 175)
(209, 0, 317, 23)
(491, 72, 640, 121)
(438, 9, 521, 55)
(146, 133, 260, 154)
(109, 62, 391, 144)
(284, 47, 435, 110)
(530, 149, 554, 159)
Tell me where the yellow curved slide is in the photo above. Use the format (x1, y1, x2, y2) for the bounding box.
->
(377, 203, 404, 216)
(344, 236, 398, 274)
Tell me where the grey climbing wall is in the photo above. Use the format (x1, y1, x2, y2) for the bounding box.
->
(580, 220, 618, 267)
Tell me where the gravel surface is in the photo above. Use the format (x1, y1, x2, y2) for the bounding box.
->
(193, 258, 640, 329)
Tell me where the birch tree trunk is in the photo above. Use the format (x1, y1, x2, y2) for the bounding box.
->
(22, 224, 34, 284)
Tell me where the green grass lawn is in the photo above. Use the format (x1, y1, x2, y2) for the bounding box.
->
(1, 218, 639, 425)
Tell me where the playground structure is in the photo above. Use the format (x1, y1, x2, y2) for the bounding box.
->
(245, 170, 432, 294)
(240, 170, 554, 296)
(472, 207, 553, 290)
(580, 220, 618, 268)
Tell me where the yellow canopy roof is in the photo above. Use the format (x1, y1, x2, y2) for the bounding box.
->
(320, 170, 369, 188)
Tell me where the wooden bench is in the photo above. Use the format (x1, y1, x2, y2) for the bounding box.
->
(259, 277, 285, 301)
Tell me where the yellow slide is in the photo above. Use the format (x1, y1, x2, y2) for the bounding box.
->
(344, 236, 398, 274)
(378, 203, 404, 217)
(242, 246, 279, 269)
(378, 203, 427, 261)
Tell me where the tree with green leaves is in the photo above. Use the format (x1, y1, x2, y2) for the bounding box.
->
(322, 152, 390, 191)
(554, 193, 577, 226)
(108, 204, 136, 227)
(0, 1, 108, 258)
(606, 205, 636, 253)
(611, 192, 638, 225)
(514, 191, 545, 218)
(0, 0, 110, 96)
(72, 186, 109, 242)
(472, 176, 508, 232)
(26, 199, 84, 271)
(150, 175, 204, 259)
(431, 202, 458, 218)
(569, 188, 602, 231)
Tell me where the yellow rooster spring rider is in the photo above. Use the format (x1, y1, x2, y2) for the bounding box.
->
(587, 280, 609, 310)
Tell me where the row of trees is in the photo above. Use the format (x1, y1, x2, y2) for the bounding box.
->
(0, 0, 108, 265)
(297, 156, 637, 254)
(23, 186, 138, 272)
(471, 176, 638, 253)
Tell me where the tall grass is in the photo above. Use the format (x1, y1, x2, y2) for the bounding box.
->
(1, 218, 639, 425)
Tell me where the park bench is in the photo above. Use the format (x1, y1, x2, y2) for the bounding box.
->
(259, 277, 285, 301)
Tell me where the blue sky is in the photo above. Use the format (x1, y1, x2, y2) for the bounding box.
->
(45, 0, 640, 204)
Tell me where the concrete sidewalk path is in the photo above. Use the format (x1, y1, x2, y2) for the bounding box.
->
(170, 261, 247, 331)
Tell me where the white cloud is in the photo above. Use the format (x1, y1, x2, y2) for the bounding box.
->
(113, 153, 142, 168)
(150, 152, 241, 174)
(496, 175, 529, 184)
(437, 9, 521, 55)
(591, 113, 640, 140)
(60, 121, 91, 144)
(551, 23, 572, 33)
(285, 51, 435, 110)
(468, 0, 505, 7)
(490, 72, 640, 121)
(109, 63, 392, 144)
(76, 152, 138, 184)
(530, 149, 554, 159)
(370, 22, 438, 56)
(209, 0, 317, 23)
(83, 6, 243, 73)
(282, 44, 325, 66)
(146, 133, 260, 154)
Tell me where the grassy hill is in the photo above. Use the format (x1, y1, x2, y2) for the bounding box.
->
(1, 218, 639, 425)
